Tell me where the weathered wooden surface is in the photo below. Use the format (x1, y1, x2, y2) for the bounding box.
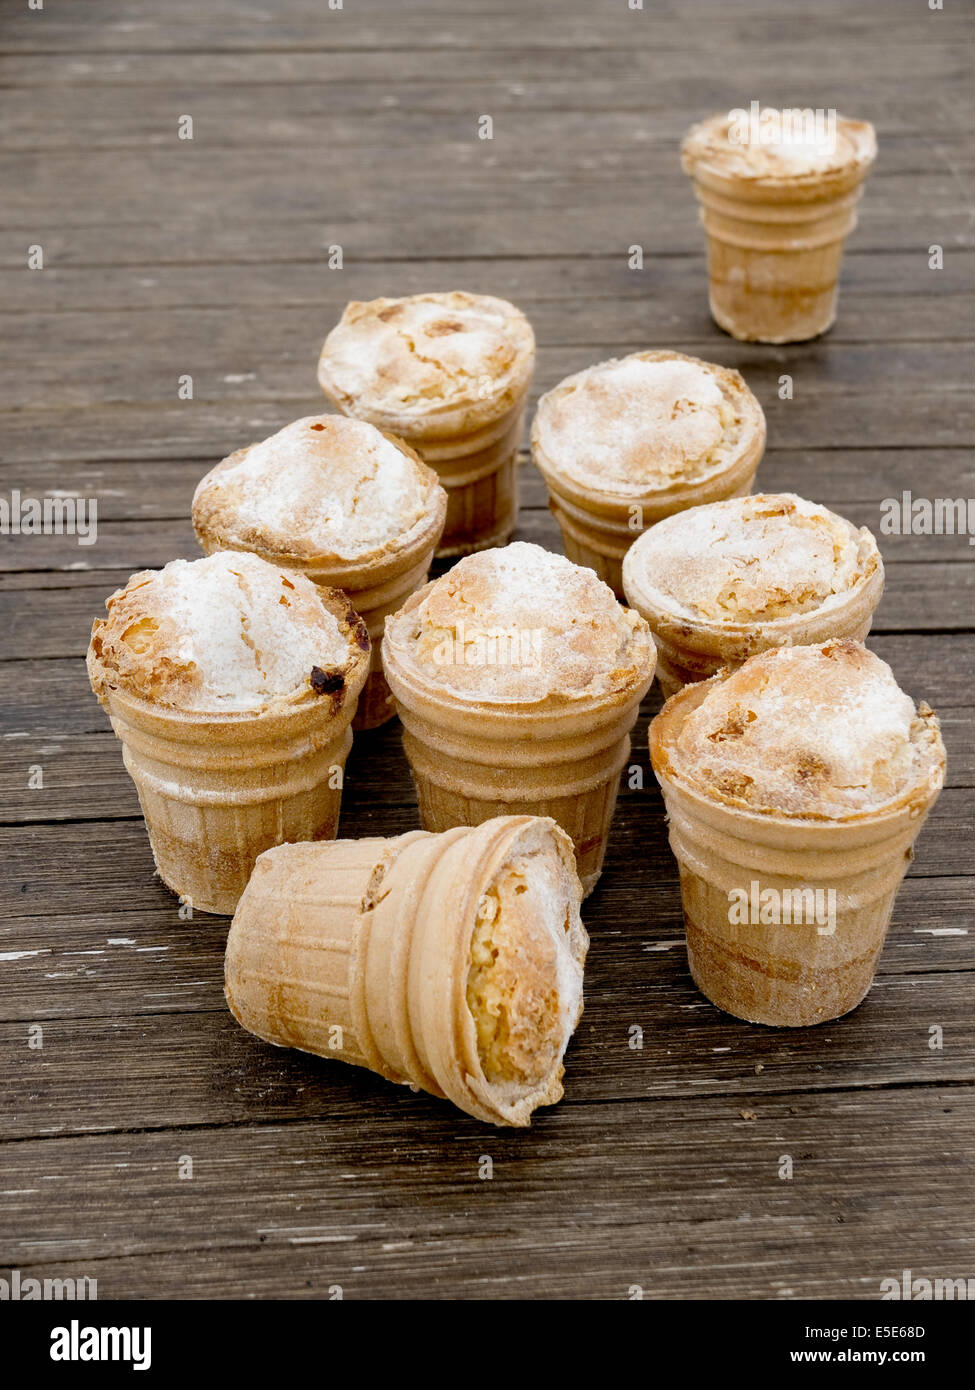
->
(0, 0, 972, 1300)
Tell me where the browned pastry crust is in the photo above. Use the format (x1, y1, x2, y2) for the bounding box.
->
(681, 110, 877, 186)
(532, 349, 766, 502)
(318, 291, 536, 442)
(383, 541, 654, 706)
(192, 414, 446, 569)
(660, 639, 944, 820)
(87, 550, 369, 714)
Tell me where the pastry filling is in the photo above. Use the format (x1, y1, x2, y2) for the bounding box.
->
(465, 844, 582, 1089)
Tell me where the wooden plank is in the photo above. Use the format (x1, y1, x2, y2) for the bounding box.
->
(7, 86, 975, 157)
(1, 64, 973, 177)
(3, 151, 970, 249)
(4, 504, 975, 576)
(0, 1087, 972, 1299)
(5, 251, 972, 317)
(1, 873, 971, 1029)
(10, 320, 968, 407)
(2, 368, 974, 474)
(2, 967, 973, 1137)
(3, 45, 973, 108)
(2, 448, 973, 523)
(34, 312, 975, 409)
(0, 0, 966, 55)
(2, 394, 973, 467)
(2, 546, 974, 636)
(2, 688, 974, 833)
(2, 632, 972, 747)
(0, 777, 968, 919)
(5, 197, 973, 268)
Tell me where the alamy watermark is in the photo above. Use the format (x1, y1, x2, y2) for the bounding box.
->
(50, 1319, 151, 1371)
(1, 1267, 97, 1300)
(881, 1269, 974, 1300)
(0, 489, 97, 546)
(727, 101, 838, 154)
(880, 491, 975, 544)
(728, 880, 837, 936)
(2, 1261, 151, 1373)
(429, 621, 544, 669)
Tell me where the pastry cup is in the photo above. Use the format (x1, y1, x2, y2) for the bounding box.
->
(318, 293, 535, 557)
(531, 351, 766, 598)
(650, 673, 945, 1026)
(194, 430, 446, 731)
(383, 583, 656, 895)
(410, 400, 525, 557)
(88, 587, 369, 915)
(622, 496, 885, 698)
(681, 114, 877, 343)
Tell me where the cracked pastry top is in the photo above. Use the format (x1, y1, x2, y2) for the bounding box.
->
(531, 350, 765, 499)
(382, 540, 654, 706)
(465, 818, 587, 1107)
(681, 109, 877, 185)
(622, 493, 883, 630)
(317, 291, 536, 439)
(87, 551, 369, 714)
(192, 415, 447, 567)
(661, 640, 944, 820)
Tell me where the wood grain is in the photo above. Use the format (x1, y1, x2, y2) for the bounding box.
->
(0, 1087, 971, 1300)
(0, 0, 972, 1302)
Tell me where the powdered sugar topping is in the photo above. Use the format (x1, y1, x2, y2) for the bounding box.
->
(626, 494, 873, 624)
(675, 641, 925, 816)
(319, 293, 532, 414)
(389, 541, 652, 703)
(534, 354, 742, 494)
(194, 415, 439, 561)
(683, 110, 874, 182)
(91, 552, 352, 711)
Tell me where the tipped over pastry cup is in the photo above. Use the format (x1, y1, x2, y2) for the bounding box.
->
(382, 542, 656, 895)
(531, 350, 766, 597)
(86, 551, 370, 915)
(681, 109, 877, 343)
(224, 815, 588, 1126)
(623, 492, 884, 697)
(649, 640, 945, 1027)
(318, 291, 536, 557)
(192, 414, 447, 730)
